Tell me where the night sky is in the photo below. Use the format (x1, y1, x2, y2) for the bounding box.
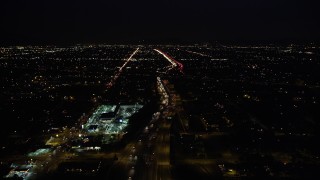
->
(1, 0, 319, 44)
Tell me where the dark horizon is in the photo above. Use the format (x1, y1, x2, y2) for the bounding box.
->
(1, 0, 320, 45)
(1, 39, 319, 47)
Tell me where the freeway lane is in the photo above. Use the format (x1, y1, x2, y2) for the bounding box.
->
(152, 78, 173, 180)
(105, 142, 140, 180)
(154, 121, 172, 180)
(106, 48, 140, 89)
(154, 49, 184, 74)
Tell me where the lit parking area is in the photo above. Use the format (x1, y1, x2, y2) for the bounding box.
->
(86, 105, 117, 125)
(5, 164, 35, 180)
(83, 104, 143, 135)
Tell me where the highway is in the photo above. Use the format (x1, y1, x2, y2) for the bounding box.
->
(152, 77, 174, 180)
(106, 110, 173, 180)
(106, 142, 139, 179)
(106, 48, 140, 89)
(154, 121, 172, 180)
(154, 49, 184, 74)
(108, 77, 174, 180)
